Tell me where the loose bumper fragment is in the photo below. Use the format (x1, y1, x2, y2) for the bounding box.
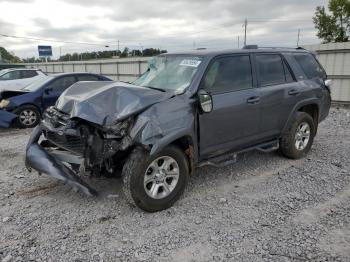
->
(0, 110, 17, 128)
(25, 126, 97, 196)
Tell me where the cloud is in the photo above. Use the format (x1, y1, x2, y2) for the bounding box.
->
(0, 0, 327, 58)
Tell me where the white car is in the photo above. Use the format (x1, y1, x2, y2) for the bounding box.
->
(0, 68, 47, 91)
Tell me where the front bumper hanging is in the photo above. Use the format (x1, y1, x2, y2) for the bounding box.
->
(0, 109, 18, 128)
(25, 125, 98, 196)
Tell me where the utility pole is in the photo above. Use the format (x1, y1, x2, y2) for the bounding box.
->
(117, 40, 120, 57)
(243, 18, 248, 46)
(297, 29, 301, 47)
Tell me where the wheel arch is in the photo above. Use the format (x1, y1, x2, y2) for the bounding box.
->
(13, 103, 42, 116)
(149, 134, 196, 175)
(297, 104, 319, 134)
(282, 99, 320, 135)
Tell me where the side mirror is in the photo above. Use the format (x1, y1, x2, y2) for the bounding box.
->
(45, 87, 53, 94)
(325, 79, 332, 88)
(198, 89, 213, 113)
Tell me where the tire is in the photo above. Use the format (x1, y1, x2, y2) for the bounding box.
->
(280, 112, 316, 159)
(14, 105, 40, 128)
(122, 146, 189, 212)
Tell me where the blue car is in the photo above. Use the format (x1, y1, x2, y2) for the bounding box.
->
(0, 72, 112, 128)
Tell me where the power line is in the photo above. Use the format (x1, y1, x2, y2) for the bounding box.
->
(0, 33, 110, 47)
(0, 17, 313, 47)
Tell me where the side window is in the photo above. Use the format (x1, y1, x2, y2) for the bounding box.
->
(256, 54, 286, 86)
(77, 75, 99, 81)
(292, 53, 326, 80)
(47, 76, 76, 93)
(0, 71, 21, 80)
(203, 55, 253, 93)
(21, 70, 38, 79)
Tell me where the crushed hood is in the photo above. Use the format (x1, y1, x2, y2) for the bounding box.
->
(0, 90, 29, 99)
(55, 81, 174, 126)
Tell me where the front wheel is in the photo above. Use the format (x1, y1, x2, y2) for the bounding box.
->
(14, 105, 40, 128)
(280, 112, 316, 159)
(122, 146, 189, 212)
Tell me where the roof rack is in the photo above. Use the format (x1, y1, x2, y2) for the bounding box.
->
(258, 46, 306, 50)
(242, 45, 258, 49)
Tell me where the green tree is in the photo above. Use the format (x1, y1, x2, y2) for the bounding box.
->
(0, 47, 22, 63)
(313, 0, 350, 43)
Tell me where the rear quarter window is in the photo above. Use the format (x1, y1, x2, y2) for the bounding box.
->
(21, 70, 38, 78)
(292, 53, 326, 80)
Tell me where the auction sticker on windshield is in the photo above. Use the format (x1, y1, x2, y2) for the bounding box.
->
(180, 59, 202, 67)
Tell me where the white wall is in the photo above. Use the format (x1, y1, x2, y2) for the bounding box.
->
(23, 57, 149, 82)
(304, 42, 350, 102)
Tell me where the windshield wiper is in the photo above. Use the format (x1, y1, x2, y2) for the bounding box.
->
(143, 85, 166, 92)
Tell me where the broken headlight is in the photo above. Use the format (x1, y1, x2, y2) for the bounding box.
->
(0, 99, 10, 109)
(106, 117, 133, 137)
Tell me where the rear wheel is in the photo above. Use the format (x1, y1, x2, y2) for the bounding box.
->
(280, 112, 315, 159)
(14, 105, 40, 128)
(122, 146, 189, 212)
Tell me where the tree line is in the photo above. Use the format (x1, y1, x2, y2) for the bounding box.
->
(0, 47, 22, 63)
(22, 47, 167, 63)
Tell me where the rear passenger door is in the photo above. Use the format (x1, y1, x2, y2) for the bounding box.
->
(199, 54, 261, 158)
(255, 53, 299, 138)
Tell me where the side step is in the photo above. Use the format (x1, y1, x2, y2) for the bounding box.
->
(198, 153, 237, 168)
(256, 141, 279, 153)
(198, 140, 279, 168)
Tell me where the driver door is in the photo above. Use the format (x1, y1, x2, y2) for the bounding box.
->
(42, 76, 77, 109)
(199, 54, 261, 158)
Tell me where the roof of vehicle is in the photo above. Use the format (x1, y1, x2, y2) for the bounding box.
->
(52, 72, 102, 77)
(164, 47, 310, 58)
(0, 68, 41, 73)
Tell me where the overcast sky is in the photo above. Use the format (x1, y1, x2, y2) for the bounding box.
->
(0, 0, 328, 59)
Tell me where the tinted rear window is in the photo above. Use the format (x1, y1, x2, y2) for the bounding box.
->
(292, 53, 326, 80)
(21, 70, 38, 78)
(256, 54, 286, 86)
(77, 75, 99, 81)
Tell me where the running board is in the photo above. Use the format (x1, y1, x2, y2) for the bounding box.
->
(198, 153, 237, 168)
(198, 140, 279, 168)
(256, 141, 279, 152)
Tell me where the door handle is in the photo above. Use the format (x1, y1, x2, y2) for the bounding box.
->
(247, 96, 260, 104)
(288, 89, 300, 96)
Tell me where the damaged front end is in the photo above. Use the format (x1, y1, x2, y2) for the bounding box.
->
(25, 106, 134, 196)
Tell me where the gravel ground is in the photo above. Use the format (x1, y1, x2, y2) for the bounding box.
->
(0, 107, 350, 262)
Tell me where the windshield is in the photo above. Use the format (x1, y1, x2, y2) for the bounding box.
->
(22, 76, 53, 91)
(133, 55, 203, 92)
(0, 69, 9, 77)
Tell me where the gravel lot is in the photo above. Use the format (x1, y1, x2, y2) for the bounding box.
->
(0, 107, 350, 262)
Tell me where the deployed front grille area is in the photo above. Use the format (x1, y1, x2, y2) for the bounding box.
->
(44, 130, 85, 155)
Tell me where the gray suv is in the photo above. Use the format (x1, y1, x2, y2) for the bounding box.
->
(25, 47, 331, 212)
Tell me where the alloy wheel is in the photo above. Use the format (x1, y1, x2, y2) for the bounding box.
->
(144, 156, 180, 199)
(294, 122, 311, 151)
(19, 109, 37, 126)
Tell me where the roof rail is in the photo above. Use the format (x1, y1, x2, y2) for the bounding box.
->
(259, 46, 305, 50)
(242, 45, 258, 49)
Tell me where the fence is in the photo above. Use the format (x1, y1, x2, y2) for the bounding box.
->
(23, 57, 149, 82)
(304, 42, 350, 103)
